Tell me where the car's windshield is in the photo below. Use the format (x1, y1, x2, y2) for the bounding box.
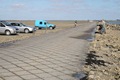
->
(20, 23, 26, 26)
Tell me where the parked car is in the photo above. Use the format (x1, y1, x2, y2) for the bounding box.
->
(10, 22, 36, 33)
(35, 20, 56, 29)
(0, 20, 7, 22)
(0, 21, 19, 35)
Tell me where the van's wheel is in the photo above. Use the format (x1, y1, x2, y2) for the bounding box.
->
(35, 27, 39, 30)
(24, 29, 29, 33)
(39, 28, 42, 29)
(5, 30, 11, 35)
(50, 27, 53, 30)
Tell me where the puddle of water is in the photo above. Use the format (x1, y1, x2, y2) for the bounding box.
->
(72, 72, 87, 80)
(87, 38, 94, 42)
(0, 41, 17, 48)
(87, 28, 96, 42)
(0, 43, 13, 48)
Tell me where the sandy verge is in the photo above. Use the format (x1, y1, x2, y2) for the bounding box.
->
(83, 24, 120, 80)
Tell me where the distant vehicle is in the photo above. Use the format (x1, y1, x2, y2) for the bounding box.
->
(35, 20, 56, 29)
(0, 21, 19, 35)
(10, 22, 36, 33)
(0, 20, 7, 22)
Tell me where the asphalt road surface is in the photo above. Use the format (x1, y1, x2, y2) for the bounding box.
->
(0, 22, 96, 80)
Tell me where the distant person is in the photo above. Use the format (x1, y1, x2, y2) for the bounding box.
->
(101, 20, 106, 33)
(74, 20, 77, 27)
(96, 20, 106, 34)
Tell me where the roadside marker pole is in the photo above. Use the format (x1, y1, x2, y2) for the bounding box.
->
(45, 24, 47, 33)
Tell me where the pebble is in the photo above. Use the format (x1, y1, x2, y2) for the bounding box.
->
(88, 75, 94, 80)
(89, 71, 94, 75)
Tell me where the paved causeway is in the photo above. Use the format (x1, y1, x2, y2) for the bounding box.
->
(0, 22, 96, 80)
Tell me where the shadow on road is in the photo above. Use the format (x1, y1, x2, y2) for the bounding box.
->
(70, 33, 92, 41)
(84, 27, 95, 33)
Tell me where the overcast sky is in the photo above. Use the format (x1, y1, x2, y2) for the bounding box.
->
(0, 0, 120, 20)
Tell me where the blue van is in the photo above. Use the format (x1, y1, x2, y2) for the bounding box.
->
(35, 20, 56, 29)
